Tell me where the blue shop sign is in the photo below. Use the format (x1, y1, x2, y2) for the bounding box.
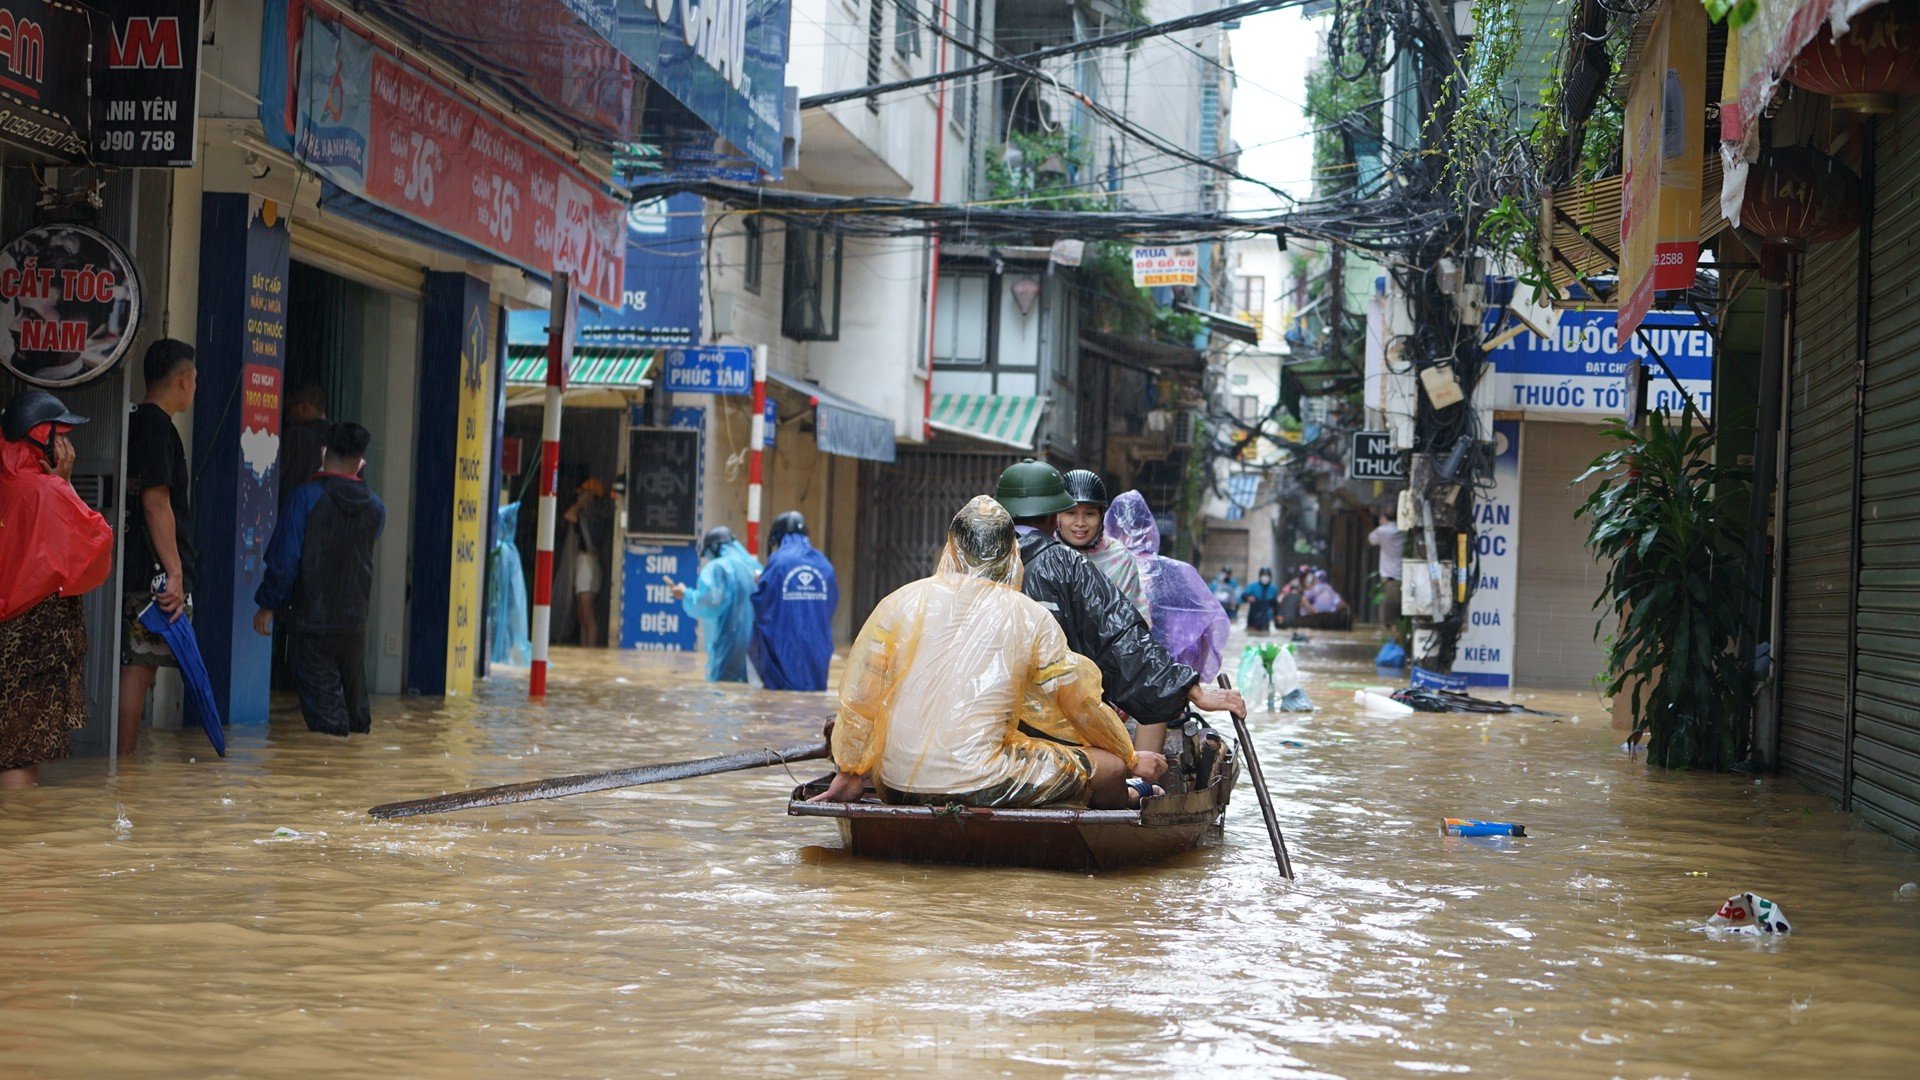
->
(1488, 310, 1714, 418)
(663, 345, 753, 395)
(613, 0, 792, 176)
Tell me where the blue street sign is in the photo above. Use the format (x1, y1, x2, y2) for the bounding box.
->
(662, 345, 753, 395)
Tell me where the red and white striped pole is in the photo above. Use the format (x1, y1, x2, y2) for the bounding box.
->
(530, 273, 577, 698)
(746, 343, 768, 555)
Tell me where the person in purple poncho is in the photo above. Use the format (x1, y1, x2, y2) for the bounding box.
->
(1104, 491, 1232, 681)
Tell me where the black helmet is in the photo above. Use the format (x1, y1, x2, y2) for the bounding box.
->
(769, 511, 807, 547)
(2, 389, 87, 445)
(993, 458, 1077, 518)
(700, 526, 735, 558)
(1060, 469, 1109, 508)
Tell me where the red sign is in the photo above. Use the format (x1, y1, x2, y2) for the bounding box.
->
(242, 363, 283, 434)
(501, 435, 524, 475)
(360, 51, 624, 308)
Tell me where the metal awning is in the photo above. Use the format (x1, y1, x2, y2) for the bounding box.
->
(505, 345, 655, 388)
(765, 370, 897, 463)
(928, 394, 1049, 450)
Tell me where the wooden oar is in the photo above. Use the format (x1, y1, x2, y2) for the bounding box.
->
(368, 741, 831, 820)
(1220, 674, 1295, 880)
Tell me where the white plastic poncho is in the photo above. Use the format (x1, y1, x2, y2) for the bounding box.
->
(830, 497, 1138, 805)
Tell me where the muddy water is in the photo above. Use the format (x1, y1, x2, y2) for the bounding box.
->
(5, 636, 1920, 1078)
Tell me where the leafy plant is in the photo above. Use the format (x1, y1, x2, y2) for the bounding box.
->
(984, 129, 1105, 211)
(1575, 412, 1754, 770)
(1700, 0, 1759, 28)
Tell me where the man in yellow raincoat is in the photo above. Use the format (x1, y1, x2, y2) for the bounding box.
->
(810, 496, 1168, 808)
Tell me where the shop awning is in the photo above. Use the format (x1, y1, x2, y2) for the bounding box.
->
(505, 345, 655, 388)
(929, 394, 1049, 450)
(765, 370, 897, 463)
(1541, 158, 1724, 297)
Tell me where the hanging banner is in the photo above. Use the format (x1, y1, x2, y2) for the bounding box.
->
(294, 11, 626, 307)
(232, 197, 291, 717)
(0, 0, 91, 161)
(0, 224, 145, 390)
(507, 191, 704, 347)
(91, 0, 201, 167)
(1618, 0, 1707, 338)
(1131, 245, 1199, 287)
(611, 0, 792, 176)
(445, 278, 495, 696)
(1453, 419, 1519, 688)
(1488, 309, 1713, 418)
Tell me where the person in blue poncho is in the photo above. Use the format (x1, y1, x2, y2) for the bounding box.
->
(750, 511, 839, 691)
(671, 525, 760, 682)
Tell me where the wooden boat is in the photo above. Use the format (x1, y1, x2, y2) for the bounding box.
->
(786, 724, 1241, 871)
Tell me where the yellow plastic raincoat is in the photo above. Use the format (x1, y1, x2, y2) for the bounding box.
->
(830, 498, 1138, 806)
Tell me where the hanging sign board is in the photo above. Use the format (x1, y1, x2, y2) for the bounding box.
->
(1618, 0, 1706, 338)
(1488, 309, 1713, 417)
(0, 0, 91, 161)
(1347, 431, 1407, 481)
(662, 345, 753, 395)
(621, 541, 700, 651)
(91, 0, 201, 167)
(626, 426, 702, 537)
(1131, 245, 1199, 287)
(0, 224, 145, 389)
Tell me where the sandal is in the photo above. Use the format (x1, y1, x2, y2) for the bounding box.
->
(1124, 778, 1164, 806)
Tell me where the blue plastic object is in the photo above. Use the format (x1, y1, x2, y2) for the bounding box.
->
(137, 597, 226, 757)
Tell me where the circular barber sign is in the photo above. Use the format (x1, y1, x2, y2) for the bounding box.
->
(0, 223, 144, 390)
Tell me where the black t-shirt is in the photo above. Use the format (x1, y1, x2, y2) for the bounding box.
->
(124, 402, 195, 591)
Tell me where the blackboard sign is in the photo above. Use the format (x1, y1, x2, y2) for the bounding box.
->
(1347, 431, 1407, 481)
(627, 427, 701, 538)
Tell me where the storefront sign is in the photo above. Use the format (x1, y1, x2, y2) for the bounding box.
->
(627, 425, 702, 536)
(1131, 245, 1199, 287)
(662, 344, 752, 394)
(511, 191, 704, 347)
(612, 0, 792, 175)
(0, 223, 144, 389)
(1618, 0, 1706, 337)
(1347, 431, 1406, 481)
(295, 13, 626, 307)
(445, 278, 495, 696)
(1453, 419, 1519, 688)
(1489, 310, 1713, 418)
(230, 197, 291, 717)
(0, 0, 90, 161)
(621, 541, 701, 651)
(91, 0, 200, 167)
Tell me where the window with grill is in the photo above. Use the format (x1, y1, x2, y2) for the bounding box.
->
(782, 227, 843, 341)
(866, 0, 885, 111)
(743, 217, 763, 294)
(931, 272, 990, 365)
(894, 0, 922, 58)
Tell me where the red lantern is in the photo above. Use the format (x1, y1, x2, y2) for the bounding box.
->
(1786, 2, 1920, 113)
(1741, 147, 1862, 279)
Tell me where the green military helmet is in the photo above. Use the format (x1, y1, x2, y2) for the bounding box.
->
(993, 458, 1077, 518)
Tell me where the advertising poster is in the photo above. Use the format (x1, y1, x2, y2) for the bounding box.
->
(0, 223, 145, 389)
(1488, 309, 1712, 418)
(445, 279, 494, 696)
(1453, 419, 1519, 688)
(1618, 0, 1705, 337)
(620, 543, 702, 651)
(506, 191, 704, 348)
(91, 0, 202, 167)
(0, 0, 91, 160)
(1131, 246, 1199, 287)
(611, 0, 793, 175)
(231, 197, 291, 718)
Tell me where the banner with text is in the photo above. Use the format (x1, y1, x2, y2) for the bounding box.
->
(92, 0, 201, 166)
(1131, 245, 1199, 287)
(1452, 419, 1519, 688)
(1488, 310, 1712, 418)
(232, 197, 291, 716)
(444, 277, 495, 696)
(295, 12, 625, 306)
(1618, 0, 1706, 337)
(611, 0, 792, 176)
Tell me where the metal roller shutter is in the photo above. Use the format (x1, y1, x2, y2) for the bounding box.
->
(1777, 236, 1858, 798)
(1514, 421, 1612, 690)
(1852, 102, 1920, 847)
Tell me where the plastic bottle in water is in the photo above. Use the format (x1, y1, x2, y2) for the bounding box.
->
(1441, 817, 1527, 837)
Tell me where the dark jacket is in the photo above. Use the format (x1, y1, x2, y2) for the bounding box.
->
(255, 474, 387, 633)
(1018, 530, 1198, 723)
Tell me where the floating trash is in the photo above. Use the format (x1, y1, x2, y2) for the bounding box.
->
(1441, 818, 1527, 838)
(1708, 892, 1791, 934)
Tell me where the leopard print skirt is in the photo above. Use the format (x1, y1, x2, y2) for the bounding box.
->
(0, 596, 88, 771)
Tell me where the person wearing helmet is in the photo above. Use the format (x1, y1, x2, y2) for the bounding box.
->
(0, 390, 113, 785)
(750, 511, 839, 692)
(809, 497, 1164, 808)
(670, 525, 760, 682)
(994, 459, 1245, 753)
(1054, 469, 1149, 625)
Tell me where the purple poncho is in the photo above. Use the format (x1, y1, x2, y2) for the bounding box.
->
(1105, 491, 1232, 680)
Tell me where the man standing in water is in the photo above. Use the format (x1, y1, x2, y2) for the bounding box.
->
(993, 460, 1244, 753)
(119, 339, 198, 757)
(671, 526, 759, 683)
(750, 511, 838, 691)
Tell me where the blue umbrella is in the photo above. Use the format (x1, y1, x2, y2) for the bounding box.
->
(137, 601, 226, 757)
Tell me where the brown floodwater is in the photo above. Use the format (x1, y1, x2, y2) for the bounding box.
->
(4, 633, 1920, 1078)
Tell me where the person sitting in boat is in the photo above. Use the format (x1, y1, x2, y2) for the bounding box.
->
(810, 496, 1167, 809)
(1054, 469, 1149, 625)
(993, 460, 1245, 756)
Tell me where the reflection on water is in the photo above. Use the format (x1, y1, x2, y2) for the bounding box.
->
(5, 635, 1920, 1077)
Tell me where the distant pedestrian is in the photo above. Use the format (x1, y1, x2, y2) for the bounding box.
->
(278, 381, 330, 505)
(1369, 512, 1404, 644)
(1302, 570, 1347, 622)
(1212, 566, 1241, 621)
(119, 338, 198, 757)
(560, 478, 609, 647)
(253, 423, 387, 737)
(0, 391, 113, 785)
(1242, 568, 1279, 633)
(672, 525, 759, 683)
(750, 511, 839, 691)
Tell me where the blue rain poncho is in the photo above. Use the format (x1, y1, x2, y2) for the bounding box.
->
(682, 539, 760, 682)
(489, 501, 532, 666)
(750, 533, 839, 691)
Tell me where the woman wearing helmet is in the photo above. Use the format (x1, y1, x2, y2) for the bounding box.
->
(1054, 469, 1150, 626)
(0, 390, 114, 785)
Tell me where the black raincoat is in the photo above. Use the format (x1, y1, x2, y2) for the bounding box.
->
(1018, 531, 1198, 724)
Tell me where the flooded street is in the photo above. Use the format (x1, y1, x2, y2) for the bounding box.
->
(6, 635, 1920, 1078)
